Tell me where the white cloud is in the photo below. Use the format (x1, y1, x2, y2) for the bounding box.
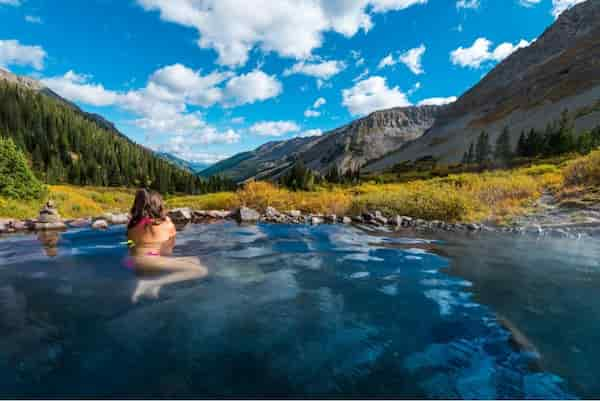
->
(377, 44, 425, 75)
(250, 120, 301, 137)
(377, 54, 396, 69)
(0, 0, 20, 6)
(42, 71, 119, 106)
(313, 97, 326, 108)
(342, 76, 411, 116)
(418, 96, 457, 106)
(551, 0, 586, 18)
(456, 0, 480, 9)
(283, 60, 345, 87)
(450, 37, 530, 68)
(304, 97, 326, 118)
(25, 15, 42, 24)
(0, 39, 46, 70)
(42, 65, 251, 146)
(353, 69, 370, 82)
(298, 129, 323, 138)
(136, 0, 428, 67)
(399, 44, 426, 75)
(519, 0, 542, 7)
(149, 63, 231, 107)
(230, 116, 245, 124)
(224, 69, 282, 106)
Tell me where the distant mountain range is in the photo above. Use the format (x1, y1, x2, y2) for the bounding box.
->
(205, 0, 600, 182)
(156, 152, 210, 174)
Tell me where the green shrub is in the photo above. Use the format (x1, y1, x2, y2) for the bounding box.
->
(0, 136, 45, 199)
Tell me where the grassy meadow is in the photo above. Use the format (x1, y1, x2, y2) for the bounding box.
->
(2, 150, 599, 224)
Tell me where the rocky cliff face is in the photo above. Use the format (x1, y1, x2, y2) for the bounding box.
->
(366, 0, 600, 172)
(202, 105, 442, 182)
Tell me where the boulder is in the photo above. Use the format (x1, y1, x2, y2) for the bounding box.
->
(233, 207, 261, 223)
(206, 210, 231, 219)
(67, 218, 92, 228)
(524, 224, 543, 235)
(0, 219, 10, 234)
(352, 215, 364, 224)
(341, 216, 352, 224)
(310, 216, 324, 225)
(34, 221, 67, 231)
(11, 220, 27, 231)
(286, 210, 302, 218)
(265, 206, 280, 218)
(168, 208, 192, 222)
(103, 213, 129, 225)
(325, 214, 337, 223)
(374, 211, 388, 225)
(92, 219, 109, 230)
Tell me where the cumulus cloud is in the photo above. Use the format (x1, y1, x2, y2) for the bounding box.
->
(283, 60, 345, 87)
(399, 44, 426, 75)
(377, 44, 425, 75)
(136, 0, 428, 67)
(551, 0, 586, 18)
(0, 39, 46, 70)
(250, 120, 301, 137)
(377, 54, 396, 70)
(450, 37, 530, 68)
(41, 64, 271, 146)
(304, 97, 327, 117)
(418, 96, 457, 106)
(519, 0, 542, 7)
(42, 71, 119, 106)
(456, 0, 480, 9)
(224, 69, 282, 106)
(342, 76, 410, 116)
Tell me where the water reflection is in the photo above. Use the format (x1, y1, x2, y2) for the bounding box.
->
(37, 231, 61, 257)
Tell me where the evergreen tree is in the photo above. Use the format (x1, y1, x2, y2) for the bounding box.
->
(0, 136, 45, 199)
(475, 131, 492, 166)
(494, 126, 513, 163)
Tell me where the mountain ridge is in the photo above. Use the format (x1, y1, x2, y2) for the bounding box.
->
(205, 0, 600, 181)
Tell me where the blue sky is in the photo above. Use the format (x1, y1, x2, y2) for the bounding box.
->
(0, 0, 585, 165)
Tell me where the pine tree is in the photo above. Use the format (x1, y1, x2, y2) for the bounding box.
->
(494, 126, 513, 163)
(475, 131, 492, 166)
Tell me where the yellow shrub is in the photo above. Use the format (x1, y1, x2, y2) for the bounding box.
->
(563, 150, 600, 187)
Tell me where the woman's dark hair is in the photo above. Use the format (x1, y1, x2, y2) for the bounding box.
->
(128, 189, 167, 229)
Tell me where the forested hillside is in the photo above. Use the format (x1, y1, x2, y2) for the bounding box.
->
(0, 81, 230, 194)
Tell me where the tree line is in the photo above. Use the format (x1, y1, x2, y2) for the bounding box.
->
(278, 160, 361, 191)
(0, 81, 234, 195)
(463, 110, 600, 166)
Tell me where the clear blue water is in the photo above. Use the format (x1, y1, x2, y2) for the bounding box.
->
(0, 222, 598, 398)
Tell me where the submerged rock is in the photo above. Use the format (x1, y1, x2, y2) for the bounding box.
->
(233, 207, 260, 223)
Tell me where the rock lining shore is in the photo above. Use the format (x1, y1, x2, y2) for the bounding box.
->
(2, 205, 598, 239)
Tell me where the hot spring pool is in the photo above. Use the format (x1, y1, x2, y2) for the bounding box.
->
(1, 222, 598, 398)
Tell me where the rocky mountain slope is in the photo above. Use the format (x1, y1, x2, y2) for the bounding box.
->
(202, 105, 442, 182)
(206, 0, 600, 180)
(366, 0, 600, 171)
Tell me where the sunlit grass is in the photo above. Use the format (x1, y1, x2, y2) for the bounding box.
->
(1, 152, 597, 224)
